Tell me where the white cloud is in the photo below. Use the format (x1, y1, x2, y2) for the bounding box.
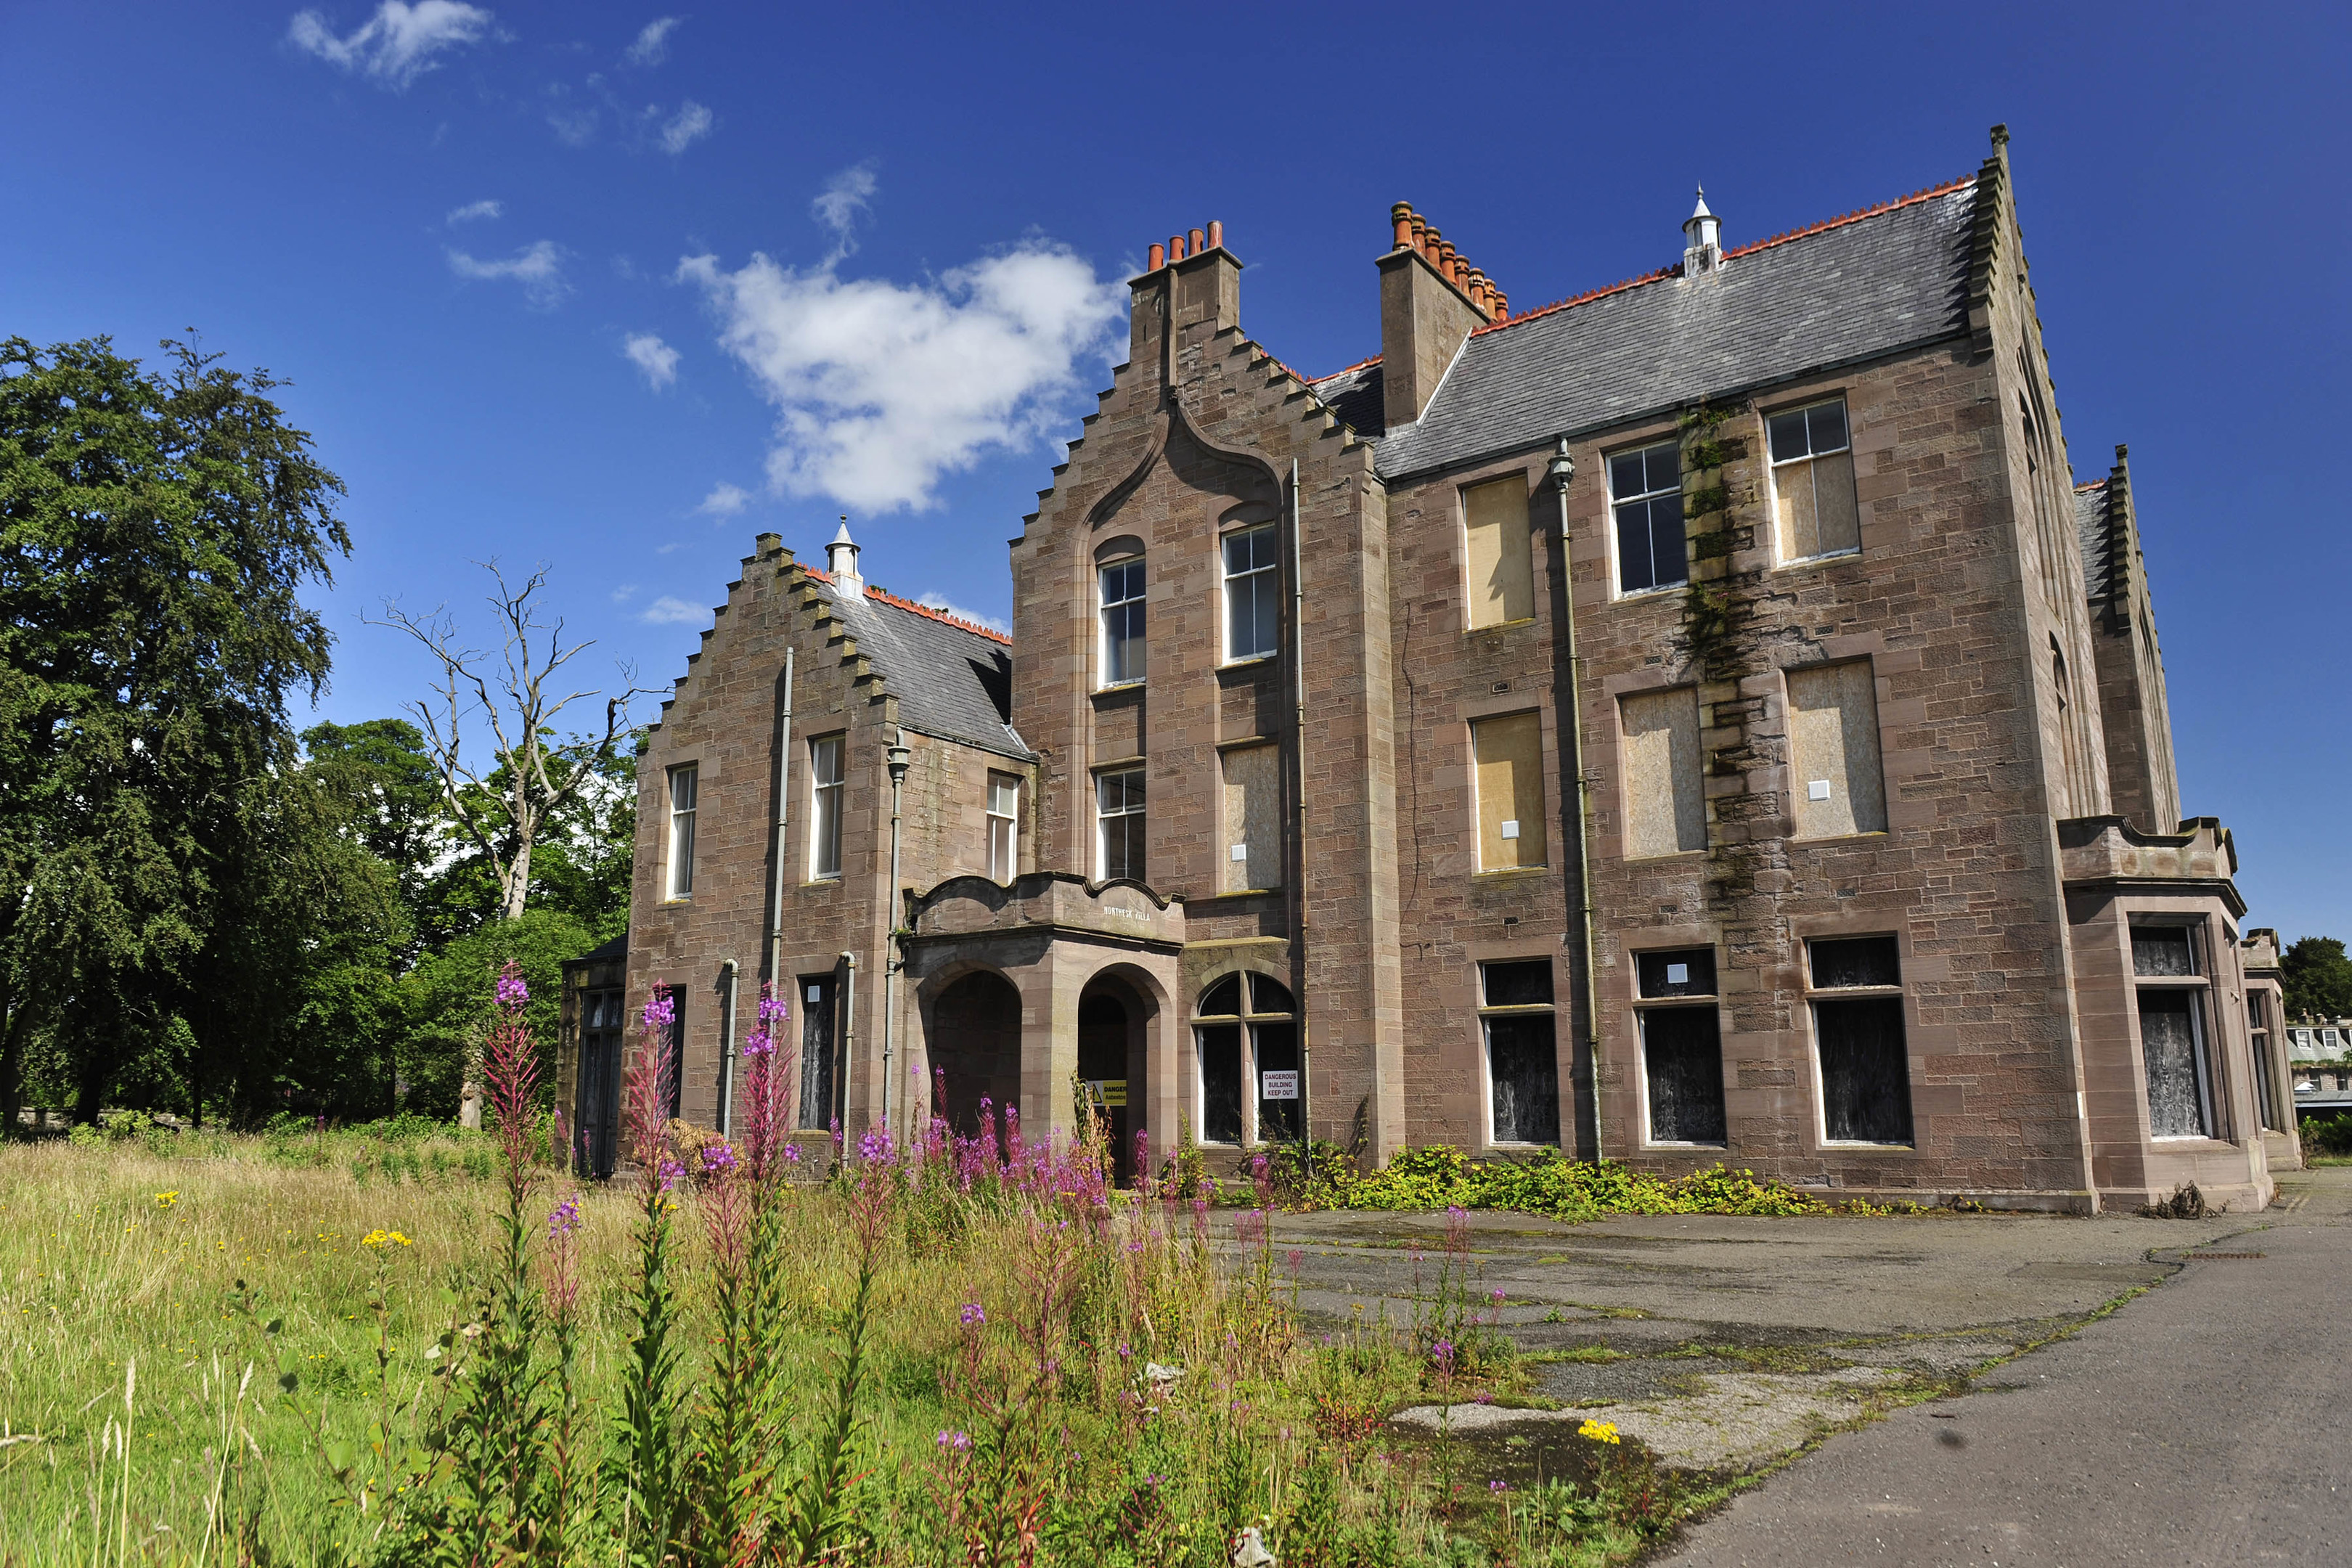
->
(658, 99, 712, 155)
(447, 240, 570, 308)
(623, 332, 680, 388)
(678, 238, 1124, 512)
(624, 16, 682, 65)
(812, 162, 878, 258)
(445, 197, 502, 224)
(547, 105, 598, 146)
(655, 541, 687, 555)
(611, 584, 639, 603)
(641, 595, 709, 625)
(287, 1, 494, 88)
(916, 592, 1009, 636)
(698, 481, 751, 515)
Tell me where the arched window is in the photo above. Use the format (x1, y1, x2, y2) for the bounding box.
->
(1191, 972, 1299, 1146)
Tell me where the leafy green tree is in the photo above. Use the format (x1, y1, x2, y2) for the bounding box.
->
(396, 907, 591, 1118)
(302, 717, 444, 917)
(2283, 936, 2352, 1021)
(0, 336, 348, 1123)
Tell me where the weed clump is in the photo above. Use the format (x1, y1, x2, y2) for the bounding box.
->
(1338, 1146, 1829, 1222)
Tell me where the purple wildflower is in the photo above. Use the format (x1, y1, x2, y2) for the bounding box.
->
(858, 1127, 894, 1164)
(657, 1156, 686, 1193)
(935, 1429, 972, 1452)
(782, 1142, 804, 1164)
(495, 970, 528, 1008)
(642, 989, 677, 1031)
(701, 1141, 738, 1175)
(547, 1192, 581, 1241)
(1490, 1479, 1509, 1494)
(959, 1302, 986, 1328)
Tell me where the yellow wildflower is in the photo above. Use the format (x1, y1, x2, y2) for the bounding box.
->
(360, 1229, 414, 1249)
(154, 1191, 179, 1209)
(1577, 1418, 1622, 1445)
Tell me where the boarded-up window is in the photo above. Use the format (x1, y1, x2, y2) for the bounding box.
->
(2139, 989, 2210, 1138)
(1768, 397, 1860, 560)
(1808, 934, 1912, 1146)
(1620, 688, 1706, 857)
(1471, 712, 1547, 871)
(1481, 960, 1559, 1146)
(1787, 661, 1887, 838)
(1463, 475, 1535, 629)
(1220, 743, 1282, 892)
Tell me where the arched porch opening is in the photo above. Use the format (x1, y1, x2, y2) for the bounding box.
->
(1077, 968, 1157, 1186)
(929, 969, 1022, 1153)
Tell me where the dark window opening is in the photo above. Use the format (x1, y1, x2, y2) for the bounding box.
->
(1610, 441, 1686, 594)
(1637, 948, 1717, 999)
(1642, 1007, 1726, 1144)
(1815, 996, 1912, 1144)
(1482, 960, 1554, 1008)
(797, 974, 837, 1131)
(1198, 1024, 1242, 1145)
(1485, 1014, 1560, 1146)
(1810, 935, 1900, 989)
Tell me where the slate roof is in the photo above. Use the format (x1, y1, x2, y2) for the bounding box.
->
(2075, 480, 2114, 606)
(1310, 358, 1386, 438)
(1356, 179, 1981, 481)
(814, 575, 1029, 759)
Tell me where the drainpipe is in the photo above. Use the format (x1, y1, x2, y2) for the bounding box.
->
(837, 951, 856, 1146)
(717, 958, 740, 1138)
(766, 646, 797, 989)
(882, 730, 912, 1146)
(1289, 458, 1312, 1182)
(1549, 437, 1604, 1162)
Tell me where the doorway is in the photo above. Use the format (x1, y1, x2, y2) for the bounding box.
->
(930, 971, 1022, 1153)
(1078, 985, 1139, 1185)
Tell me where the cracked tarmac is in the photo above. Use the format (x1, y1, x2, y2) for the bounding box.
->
(1220, 1196, 2255, 1474)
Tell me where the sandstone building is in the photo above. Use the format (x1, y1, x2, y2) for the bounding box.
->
(566, 128, 2298, 1211)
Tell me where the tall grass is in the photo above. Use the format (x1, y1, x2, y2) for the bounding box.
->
(0, 984, 1712, 1566)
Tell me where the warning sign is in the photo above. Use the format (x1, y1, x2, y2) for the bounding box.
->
(1084, 1079, 1127, 1108)
(1259, 1070, 1299, 1101)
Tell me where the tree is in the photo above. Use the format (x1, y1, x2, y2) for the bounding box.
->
(0, 336, 348, 1123)
(368, 563, 645, 1122)
(302, 717, 445, 920)
(2283, 936, 2352, 1022)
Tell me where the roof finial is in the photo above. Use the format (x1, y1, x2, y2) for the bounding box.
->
(826, 515, 862, 592)
(1683, 185, 1723, 276)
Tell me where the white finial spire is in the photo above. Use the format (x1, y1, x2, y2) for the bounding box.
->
(1683, 185, 1723, 277)
(826, 517, 863, 592)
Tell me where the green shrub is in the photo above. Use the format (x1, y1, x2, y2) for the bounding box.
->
(1339, 1146, 1827, 1222)
(2302, 1111, 2352, 1157)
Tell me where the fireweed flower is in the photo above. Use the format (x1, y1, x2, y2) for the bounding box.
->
(782, 1142, 804, 1164)
(935, 1429, 972, 1452)
(547, 1193, 581, 1241)
(642, 990, 676, 1031)
(1431, 1339, 1455, 1370)
(701, 1141, 738, 1176)
(495, 971, 529, 1008)
(959, 1302, 986, 1327)
(1490, 1480, 1510, 1494)
(857, 1127, 894, 1164)
(657, 1156, 686, 1193)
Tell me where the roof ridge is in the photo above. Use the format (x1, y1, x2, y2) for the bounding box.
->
(862, 582, 1013, 646)
(2073, 477, 2109, 492)
(1469, 172, 1978, 342)
(1310, 353, 1382, 384)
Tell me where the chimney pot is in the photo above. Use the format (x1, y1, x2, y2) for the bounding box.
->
(1421, 224, 1442, 264)
(1170, 234, 1185, 261)
(1206, 219, 1223, 250)
(1492, 289, 1508, 321)
(1148, 241, 1167, 271)
(1390, 203, 1415, 249)
(1188, 226, 1206, 255)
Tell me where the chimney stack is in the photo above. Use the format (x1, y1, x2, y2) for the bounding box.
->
(1379, 201, 1505, 425)
(1130, 219, 1243, 369)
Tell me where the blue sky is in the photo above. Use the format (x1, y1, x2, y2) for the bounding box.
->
(4, 1, 2345, 939)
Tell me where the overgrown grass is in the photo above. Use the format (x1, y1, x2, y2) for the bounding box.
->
(0, 1130, 1726, 1566)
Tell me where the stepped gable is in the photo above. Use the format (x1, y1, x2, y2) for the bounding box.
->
(809, 569, 1027, 759)
(2075, 478, 2115, 606)
(1373, 176, 1980, 480)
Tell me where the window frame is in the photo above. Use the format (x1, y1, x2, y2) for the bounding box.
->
(1765, 395, 1861, 565)
(1606, 438, 1686, 597)
(986, 772, 1020, 883)
(1631, 947, 1727, 1148)
(1804, 934, 1916, 1148)
(1220, 523, 1281, 665)
(808, 734, 845, 881)
(1478, 958, 1560, 1148)
(2131, 918, 2222, 1142)
(665, 764, 698, 900)
(1461, 473, 1537, 630)
(1191, 972, 1299, 1147)
(1098, 554, 1147, 688)
(1095, 765, 1146, 883)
